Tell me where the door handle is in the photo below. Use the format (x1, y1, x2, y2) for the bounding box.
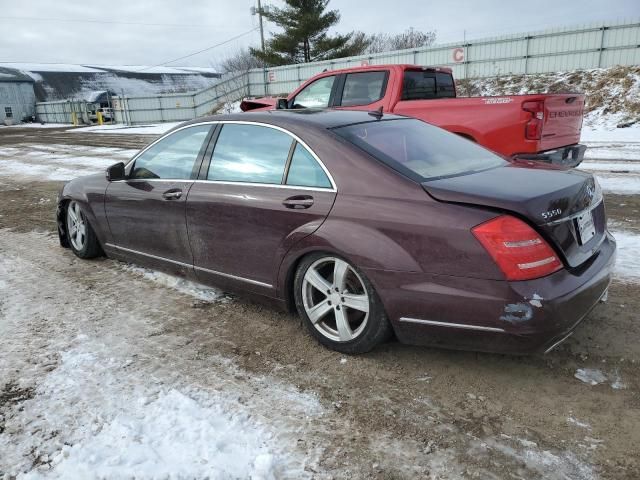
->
(282, 195, 314, 209)
(162, 188, 183, 200)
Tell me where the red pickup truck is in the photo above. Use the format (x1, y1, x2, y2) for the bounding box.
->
(241, 64, 586, 167)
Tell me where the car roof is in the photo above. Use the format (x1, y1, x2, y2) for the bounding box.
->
(183, 109, 409, 131)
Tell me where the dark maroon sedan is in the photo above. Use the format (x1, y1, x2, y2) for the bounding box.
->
(57, 110, 615, 354)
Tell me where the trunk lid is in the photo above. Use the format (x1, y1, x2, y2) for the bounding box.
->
(423, 161, 605, 268)
(539, 94, 585, 150)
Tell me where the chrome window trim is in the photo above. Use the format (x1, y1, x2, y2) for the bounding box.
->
(123, 120, 337, 192)
(105, 243, 273, 289)
(192, 179, 333, 192)
(399, 317, 506, 333)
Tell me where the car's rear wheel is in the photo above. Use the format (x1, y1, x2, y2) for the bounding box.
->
(66, 201, 102, 259)
(294, 253, 391, 354)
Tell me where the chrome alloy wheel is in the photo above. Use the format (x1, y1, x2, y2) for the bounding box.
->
(302, 257, 370, 342)
(66, 201, 87, 251)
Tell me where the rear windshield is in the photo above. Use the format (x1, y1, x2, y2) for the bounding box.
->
(332, 119, 506, 181)
(402, 71, 455, 100)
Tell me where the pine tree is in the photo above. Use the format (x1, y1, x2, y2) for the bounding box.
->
(251, 0, 370, 65)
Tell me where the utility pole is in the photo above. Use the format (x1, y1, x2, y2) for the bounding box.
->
(257, 0, 266, 53)
(252, 1, 268, 96)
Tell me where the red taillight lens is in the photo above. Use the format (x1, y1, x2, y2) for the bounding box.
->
(522, 100, 544, 140)
(472, 215, 562, 281)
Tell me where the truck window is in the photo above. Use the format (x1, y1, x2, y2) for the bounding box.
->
(340, 71, 387, 107)
(402, 71, 456, 100)
(292, 76, 336, 109)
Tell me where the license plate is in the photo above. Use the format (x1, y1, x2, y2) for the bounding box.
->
(576, 211, 596, 245)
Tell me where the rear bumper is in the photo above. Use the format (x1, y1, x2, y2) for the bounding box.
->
(366, 231, 616, 355)
(513, 144, 586, 168)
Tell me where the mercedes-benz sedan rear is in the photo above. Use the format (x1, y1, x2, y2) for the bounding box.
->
(57, 110, 615, 355)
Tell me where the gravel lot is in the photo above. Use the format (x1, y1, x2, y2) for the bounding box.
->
(1, 126, 639, 479)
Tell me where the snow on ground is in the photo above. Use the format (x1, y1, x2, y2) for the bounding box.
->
(593, 174, 640, 195)
(611, 229, 640, 282)
(122, 264, 224, 303)
(0, 230, 605, 479)
(0, 231, 325, 479)
(0, 144, 137, 181)
(581, 123, 640, 162)
(582, 124, 640, 144)
(574, 368, 627, 390)
(68, 122, 181, 135)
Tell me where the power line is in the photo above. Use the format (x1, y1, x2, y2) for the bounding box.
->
(0, 15, 220, 28)
(138, 27, 260, 70)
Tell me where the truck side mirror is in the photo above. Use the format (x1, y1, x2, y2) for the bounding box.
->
(106, 162, 126, 182)
(276, 98, 289, 110)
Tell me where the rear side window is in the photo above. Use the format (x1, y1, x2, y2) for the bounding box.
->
(333, 119, 505, 181)
(286, 143, 332, 188)
(131, 125, 211, 180)
(292, 76, 336, 109)
(208, 124, 293, 184)
(340, 71, 387, 107)
(402, 71, 456, 100)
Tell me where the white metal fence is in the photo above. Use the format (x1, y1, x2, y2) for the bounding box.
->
(35, 100, 93, 125)
(38, 18, 640, 125)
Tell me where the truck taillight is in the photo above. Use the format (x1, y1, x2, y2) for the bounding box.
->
(522, 100, 544, 140)
(472, 215, 562, 281)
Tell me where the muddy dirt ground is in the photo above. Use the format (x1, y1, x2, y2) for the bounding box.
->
(0, 126, 639, 479)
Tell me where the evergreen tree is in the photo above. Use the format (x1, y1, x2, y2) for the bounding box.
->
(251, 0, 369, 65)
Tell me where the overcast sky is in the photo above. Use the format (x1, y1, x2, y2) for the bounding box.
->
(1, 0, 638, 69)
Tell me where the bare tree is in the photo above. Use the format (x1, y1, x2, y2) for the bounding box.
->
(366, 28, 436, 54)
(215, 48, 265, 74)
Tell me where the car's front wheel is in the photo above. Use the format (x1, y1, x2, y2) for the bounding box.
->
(294, 253, 392, 354)
(66, 201, 102, 259)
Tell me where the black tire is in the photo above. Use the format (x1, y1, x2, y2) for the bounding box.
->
(294, 252, 392, 354)
(66, 201, 103, 259)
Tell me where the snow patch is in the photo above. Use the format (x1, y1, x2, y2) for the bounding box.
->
(594, 174, 640, 195)
(122, 264, 223, 302)
(0, 144, 136, 181)
(567, 416, 591, 429)
(14, 347, 287, 480)
(611, 230, 640, 282)
(574, 368, 627, 390)
(69, 122, 181, 135)
(575, 368, 608, 385)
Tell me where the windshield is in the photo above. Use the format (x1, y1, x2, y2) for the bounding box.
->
(332, 118, 506, 181)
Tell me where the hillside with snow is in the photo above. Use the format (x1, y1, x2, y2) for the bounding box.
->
(457, 66, 640, 131)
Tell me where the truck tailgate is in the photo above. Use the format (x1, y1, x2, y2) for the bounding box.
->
(540, 94, 585, 151)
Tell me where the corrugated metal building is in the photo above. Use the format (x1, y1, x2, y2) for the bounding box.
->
(0, 67, 35, 124)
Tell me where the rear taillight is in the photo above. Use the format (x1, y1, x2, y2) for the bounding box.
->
(472, 215, 562, 281)
(522, 100, 544, 140)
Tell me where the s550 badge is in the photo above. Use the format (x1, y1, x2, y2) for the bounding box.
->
(541, 208, 562, 220)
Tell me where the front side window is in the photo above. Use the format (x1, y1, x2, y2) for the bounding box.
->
(208, 124, 293, 184)
(340, 71, 387, 107)
(286, 143, 332, 188)
(131, 125, 211, 179)
(333, 119, 505, 181)
(4, 107, 13, 118)
(292, 76, 335, 109)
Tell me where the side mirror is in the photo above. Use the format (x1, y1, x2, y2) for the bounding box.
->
(276, 98, 289, 110)
(106, 162, 126, 182)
